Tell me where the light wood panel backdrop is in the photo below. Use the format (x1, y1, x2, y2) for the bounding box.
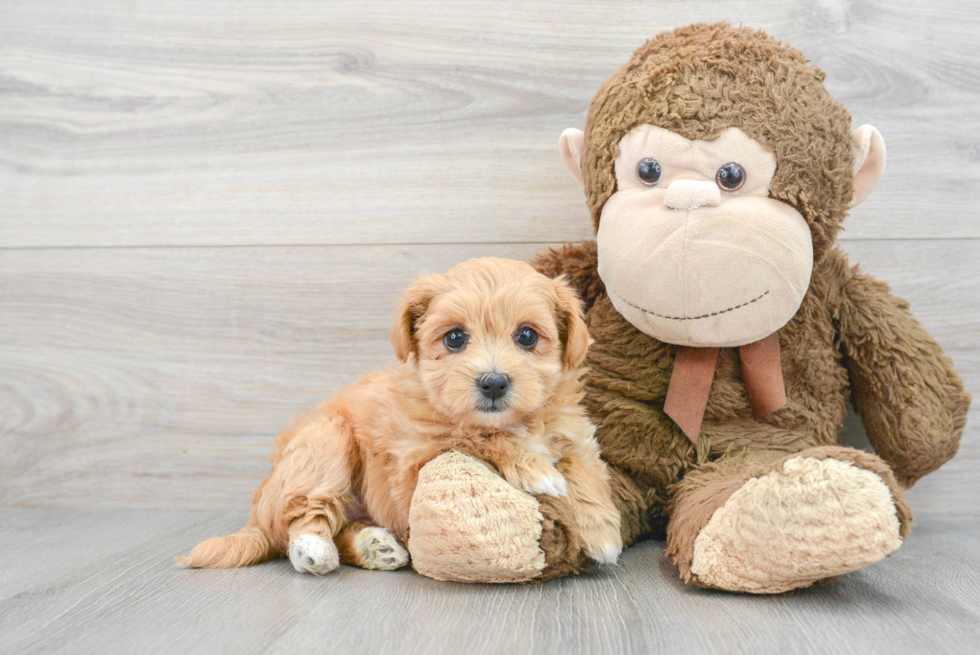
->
(1, 0, 978, 516)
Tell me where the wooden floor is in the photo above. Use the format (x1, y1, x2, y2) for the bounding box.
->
(2, 0, 979, 653)
(0, 509, 976, 655)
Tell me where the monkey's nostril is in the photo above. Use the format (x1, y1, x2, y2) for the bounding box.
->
(477, 373, 510, 401)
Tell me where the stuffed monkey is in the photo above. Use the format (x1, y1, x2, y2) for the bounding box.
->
(406, 23, 970, 592)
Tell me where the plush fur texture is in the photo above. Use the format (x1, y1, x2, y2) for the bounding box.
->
(689, 454, 903, 593)
(526, 23, 970, 591)
(177, 257, 622, 574)
(409, 451, 547, 583)
(580, 22, 854, 263)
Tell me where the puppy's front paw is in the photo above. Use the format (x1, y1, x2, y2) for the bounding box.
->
(355, 527, 409, 571)
(581, 517, 623, 566)
(503, 460, 568, 498)
(587, 540, 623, 566)
(527, 472, 569, 498)
(289, 534, 339, 575)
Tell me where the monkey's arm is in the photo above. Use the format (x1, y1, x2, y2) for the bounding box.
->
(835, 256, 970, 488)
(531, 241, 604, 312)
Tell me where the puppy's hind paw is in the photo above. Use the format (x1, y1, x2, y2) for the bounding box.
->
(528, 473, 568, 498)
(355, 527, 409, 571)
(289, 534, 339, 575)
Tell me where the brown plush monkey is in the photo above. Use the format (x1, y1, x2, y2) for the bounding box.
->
(406, 23, 970, 592)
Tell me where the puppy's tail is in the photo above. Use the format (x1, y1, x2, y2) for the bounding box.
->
(176, 524, 278, 569)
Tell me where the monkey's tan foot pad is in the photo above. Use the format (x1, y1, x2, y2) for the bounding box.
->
(408, 451, 546, 583)
(690, 456, 903, 594)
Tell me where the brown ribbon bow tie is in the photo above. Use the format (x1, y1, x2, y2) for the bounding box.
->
(663, 333, 786, 444)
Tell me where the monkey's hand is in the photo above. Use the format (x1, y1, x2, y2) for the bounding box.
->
(836, 254, 970, 488)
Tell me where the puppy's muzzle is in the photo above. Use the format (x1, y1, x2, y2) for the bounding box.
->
(477, 373, 510, 402)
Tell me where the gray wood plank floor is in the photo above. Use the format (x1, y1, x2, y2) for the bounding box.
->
(1, 509, 978, 655)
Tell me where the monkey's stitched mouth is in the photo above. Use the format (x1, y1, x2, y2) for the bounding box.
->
(612, 289, 770, 321)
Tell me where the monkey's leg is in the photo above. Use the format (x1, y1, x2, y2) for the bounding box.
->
(407, 452, 648, 583)
(334, 521, 409, 571)
(665, 445, 911, 593)
(408, 451, 547, 583)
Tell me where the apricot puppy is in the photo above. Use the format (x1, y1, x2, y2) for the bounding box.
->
(177, 257, 622, 575)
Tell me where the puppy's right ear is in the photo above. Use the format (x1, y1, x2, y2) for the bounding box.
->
(392, 274, 446, 363)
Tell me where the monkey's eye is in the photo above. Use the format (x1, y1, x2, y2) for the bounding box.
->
(636, 158, 663, 186)
(716, 162, 746, 191)
(515, 326, 538, 349)
(443, 328, 468, 352)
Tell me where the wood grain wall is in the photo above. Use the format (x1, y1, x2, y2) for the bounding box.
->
(1, 0, 977, 515)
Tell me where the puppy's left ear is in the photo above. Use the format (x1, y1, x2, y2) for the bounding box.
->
(553, 276, 591, 369)
(392, 274, 446, 363)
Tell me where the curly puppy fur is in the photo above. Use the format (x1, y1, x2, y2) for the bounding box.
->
(531, 23, 969, 584)
(177, 258, 621, 573)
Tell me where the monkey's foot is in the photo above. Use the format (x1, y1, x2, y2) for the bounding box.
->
(690, 455, 904, 594)
(408, 451, 546, 583)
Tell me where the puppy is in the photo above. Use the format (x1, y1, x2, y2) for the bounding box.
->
(177, 257, 622, 574)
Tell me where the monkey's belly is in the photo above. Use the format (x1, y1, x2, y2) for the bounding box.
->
(583, 292, 849, 496)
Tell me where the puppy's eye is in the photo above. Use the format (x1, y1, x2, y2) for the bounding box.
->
(515, 326, 538, 349)
(443, 328, 467, 352)
(716, 162, 746, 191)
(637, 158, 662, 186)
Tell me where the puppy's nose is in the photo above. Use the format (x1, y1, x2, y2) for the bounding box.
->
(477, 373, 510, 401)
(663, 179, 720, 210)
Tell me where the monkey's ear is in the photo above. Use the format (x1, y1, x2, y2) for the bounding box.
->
(392, 274, 446, 363)
(559, 128, 586, 187)
(849, 124, 886, 208)
(553, 276, 592, 369)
